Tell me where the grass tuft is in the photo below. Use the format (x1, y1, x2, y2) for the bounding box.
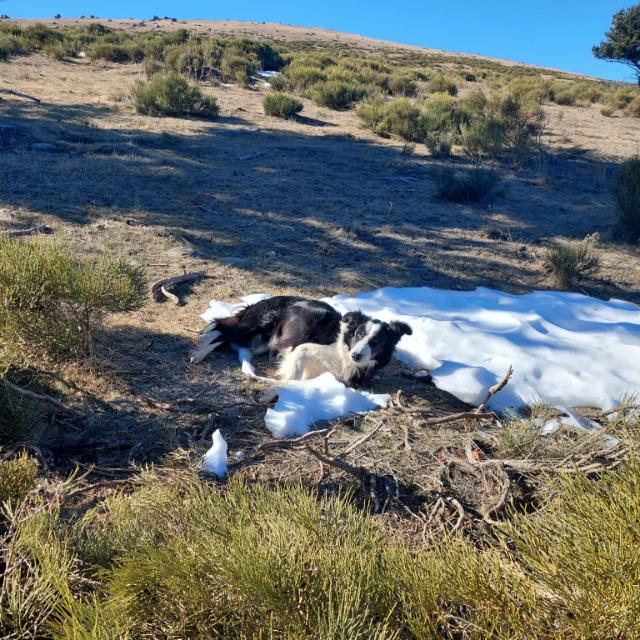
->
(543, 234, 601, 288)
(434, 166, 502, 204)
(263, 91, 303, 118)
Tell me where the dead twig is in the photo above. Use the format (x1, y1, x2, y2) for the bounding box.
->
(149, 271, 205, 304)
(476, 366, 513, 413)
(1, 224, 52, 237)
(2, 378, 66, 409)
(306, 446, 367, 477)
(256, 429, 329, 453)
(338, 421, 384, 458)
(0, 88, 41, 103)
(426, 411, 495, 425)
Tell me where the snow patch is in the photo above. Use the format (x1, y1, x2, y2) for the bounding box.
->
(264, 372, 389, 438)
(202, 429, 228, 477)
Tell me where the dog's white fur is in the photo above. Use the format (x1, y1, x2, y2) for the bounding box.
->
(276, 320, 379, 382)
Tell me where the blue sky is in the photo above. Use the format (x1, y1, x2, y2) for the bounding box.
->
(6, 1, 636, 82)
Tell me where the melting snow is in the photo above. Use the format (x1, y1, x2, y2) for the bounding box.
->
(202, 429, 228, 477)
(200, 286, 640, 437)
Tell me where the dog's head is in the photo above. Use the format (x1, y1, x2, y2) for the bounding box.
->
(340, 311, 412, 370)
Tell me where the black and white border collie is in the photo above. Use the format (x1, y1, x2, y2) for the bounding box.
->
(192, 296, 412, 387)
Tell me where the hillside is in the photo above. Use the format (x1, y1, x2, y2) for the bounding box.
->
(1, 18, 640, 638)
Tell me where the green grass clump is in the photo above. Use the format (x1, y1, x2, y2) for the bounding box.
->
(0, 238, 146, 367)
(543, 234, 600, 288)
(1, 455, 638, 638)
(262, 92, 303, 118)
(429, 72, 458, 96)
(435, 166, 502, 204)
(0, 452, 38, 507)
(388, 73, 417, 97)
(614, 156, 640, 240)
(132, 74, 219, 118)
(307, 79, 365, 110)
(625, 96, 640, 117)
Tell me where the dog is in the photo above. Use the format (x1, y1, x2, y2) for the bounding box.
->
(192, 296, 412, 387)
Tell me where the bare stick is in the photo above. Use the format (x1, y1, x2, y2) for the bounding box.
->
(1, 224, 52, 237)
(2, 378, 65, 408)
(160, 285, 180, 305)
(306, 446, 366, 477)
(448, 497, 465, 532)
(426, 411, 495, 425)
(149, 271, 205, 303)
(256, 429, 329, 452)
(0, 88, 41, 103)
(476, 366, 513, 413)
(338, 421, 384, 458)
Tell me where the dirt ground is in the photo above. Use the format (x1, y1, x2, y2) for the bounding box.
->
(1, 25, 640, 511)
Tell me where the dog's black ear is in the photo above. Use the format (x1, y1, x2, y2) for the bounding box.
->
(389, 321, 412, 337)
(342, 311, 364, 328)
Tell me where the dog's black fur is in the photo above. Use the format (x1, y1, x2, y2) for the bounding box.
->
(194, 296, 412, 386)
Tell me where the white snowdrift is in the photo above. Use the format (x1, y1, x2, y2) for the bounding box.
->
(327, 287, 640, 412)
(264, 372, 389, 438)
(202, 429, 228, 477)
(200, 286, 640, 437)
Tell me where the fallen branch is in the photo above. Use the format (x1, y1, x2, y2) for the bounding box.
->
(1, 224, 53, 237)
(0, 88, 41, 103)
(476, 366, 513, 413)
(149, 271, 205, 304)
(306, 446, 367, 477)
(338, 421, 384, 458)
(2, 378, 65, 409)
(256, 429, 329, 453)
(426, 411, 495, 425)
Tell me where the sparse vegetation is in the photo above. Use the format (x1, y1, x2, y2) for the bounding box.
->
(434, 166, 502, 203)
(132, 74, 219, 118)
(0, 454, 639, 638)
(614, 156, 640, 240)
(543, 234, 601, 288)
(263, 91, 303, 118)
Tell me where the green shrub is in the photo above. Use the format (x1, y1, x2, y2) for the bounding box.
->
(543, 234, 600, 288)
(388, 73, 417, 97)
(419, 92, 458, 136)
(614, 156, 640, 240)
(0, 452, 38, 507)
(282, 63, 326, 91)
(0, 238, 147, 367)
(266, 73, 288, 91)
(132, 74, 219, 118)
(263, 92, 303, 118)
(429, 72, 458, 96)
(380, 98, 423, 141)
(509, 77, 555, 104)
(220, 51, 258, 86)
(553, 88, 577, 106)
(601, 105, 615, 117)
(88, 42, 138, 63)
(434, 166, 502, 203)
(459, 91, 544, 162)
(425, 133, 453, 158)
(625, 96, 640, 117)
(356, 96, 389, 135)
(307, 79, 364, 110)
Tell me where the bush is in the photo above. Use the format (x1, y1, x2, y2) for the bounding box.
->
(459, 91, 544, 163)
(388, 73, 417, 97)
(543, 234, 600, 288)
(0, 238, 147, 367)
(307, 79, 364, 110)
(262, 92, 303, 118)
(132, 74, 219, 118)
(425, 133, 453, 158)
(220, 51, 258, 86)
(356, 96, 389, 134)
(380, 98, 423, 141)
(6, 457, 640, 638)
(553, 88, 577, 106)
(88, 42, 141, 63)
(429, 72, 458, 96)
(0, 452, 38, 507)
(419, 92, 458, 136)
(281, 63, 326, 91)
(614, 156, 640, 240)
(601, 105, 615, 117)
(625, 96, 640, 117)
(434, 166, 502, 204)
